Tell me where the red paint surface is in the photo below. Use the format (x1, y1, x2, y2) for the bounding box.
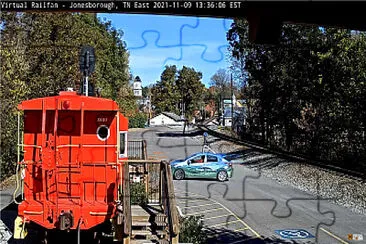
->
(17, 91, 128, 230)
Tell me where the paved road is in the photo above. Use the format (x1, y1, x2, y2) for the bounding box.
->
(130, 126, 366, 244)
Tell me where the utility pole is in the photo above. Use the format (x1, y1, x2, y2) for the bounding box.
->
(219, 94, 222, 124)
(231, 73, 234, 130)
(148, 90, 152, 127)
(181, 81, 186, 134)
(181, 86, 184, 119)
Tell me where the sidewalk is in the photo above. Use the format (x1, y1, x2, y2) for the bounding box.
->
(0, 177, 16, 243)
(0, 176, 17, 211)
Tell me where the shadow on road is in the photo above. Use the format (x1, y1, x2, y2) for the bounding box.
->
(222, 148, 289, 170)
(156, 129, 203, 138)
(1, 198, 19, 231)
(173, 178, 229, 182)
(204, 227, 310, 243)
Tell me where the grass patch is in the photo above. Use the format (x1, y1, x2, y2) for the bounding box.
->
(179, 215, 207, 244)
(130, 182, 148, 205)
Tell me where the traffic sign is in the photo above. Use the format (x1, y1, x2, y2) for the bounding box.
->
(275, 229, 315, 239)
(203, 132, 208, 137)
(348, 234, 364, 241)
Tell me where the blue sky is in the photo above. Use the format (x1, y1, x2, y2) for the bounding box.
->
(98, 14, 233, 87)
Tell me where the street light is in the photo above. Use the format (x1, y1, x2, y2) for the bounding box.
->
(231, 73, 234, 130)
(181, 84, 184, 119)
(148, 93, 152, 127)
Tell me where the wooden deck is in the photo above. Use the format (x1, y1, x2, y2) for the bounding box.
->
(131, 204, 168, 243)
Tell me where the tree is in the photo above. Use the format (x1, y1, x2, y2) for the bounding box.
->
(128, 112, 148, 128)
(142, 86, 149, 98)
(209, 69, 232, 116)
(210, 69, 230, 90)
(227, 17, 366, 171)
(151, 65, 180, 114)
(0, 13, 133, 180)
(150, 65, 205, 121)
(176, 66, 205, 119)
(0, 13, 31, 178)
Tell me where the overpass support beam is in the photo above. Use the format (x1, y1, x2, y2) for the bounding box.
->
(247, 14, 282, 44)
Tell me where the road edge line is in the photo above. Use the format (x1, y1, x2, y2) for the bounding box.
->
(320, 227, 349, 244)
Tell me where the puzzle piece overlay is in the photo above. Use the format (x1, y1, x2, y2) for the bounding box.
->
(129, 17, 232, 66)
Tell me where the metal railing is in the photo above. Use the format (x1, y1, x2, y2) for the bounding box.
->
(127, 160, 162, 204)
(127, 140, 147, 160)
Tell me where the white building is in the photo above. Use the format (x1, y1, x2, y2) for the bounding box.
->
(223, 109, 233, 127)
(149, 112, 185, 127)
(133, 76, 142, 97)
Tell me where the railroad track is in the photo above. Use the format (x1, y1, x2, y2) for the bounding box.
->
(196, 124, 366, 182)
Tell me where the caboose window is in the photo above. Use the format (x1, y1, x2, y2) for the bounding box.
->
(97, 125, 110, 141)
(119, 132, 127, 157)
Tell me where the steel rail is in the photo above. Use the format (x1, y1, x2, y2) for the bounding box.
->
(197, 124, 365, 181)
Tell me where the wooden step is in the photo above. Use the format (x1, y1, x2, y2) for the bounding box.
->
(130, 241, 156, 244)
(132, 221, 151, 227)
(132, 215, 150, 222)
(132, 230, 151, 235)
(130, 237, 169, 244)
(131, 231, 168, 243)
(131, 230, 167, 237)
(132, 205, 150, 222)
(131, 220, 166, 227)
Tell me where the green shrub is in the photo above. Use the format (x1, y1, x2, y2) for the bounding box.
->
(128, 112, 147, 128)
(130, 182, 148, 205)
(224, 126, 232, 131)
(179, 215, 207, 244)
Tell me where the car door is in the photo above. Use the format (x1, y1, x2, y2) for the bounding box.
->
(204, 154, 220, 178)
(185, 154, 205, 178)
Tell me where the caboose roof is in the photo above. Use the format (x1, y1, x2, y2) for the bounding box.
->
(17, 91, 119, 111)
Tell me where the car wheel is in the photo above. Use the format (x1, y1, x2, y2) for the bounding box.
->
(174, 169, 185, 180)
(217, 170, 228, 182)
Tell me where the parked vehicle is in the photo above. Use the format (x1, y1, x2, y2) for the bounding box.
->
(170, 152, 233, 182)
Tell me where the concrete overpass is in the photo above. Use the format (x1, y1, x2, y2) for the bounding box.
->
(238, 2, 366, 44)
(135, 1, 366, 44)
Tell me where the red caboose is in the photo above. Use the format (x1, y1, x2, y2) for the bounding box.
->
(14, 90, 128, 240)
